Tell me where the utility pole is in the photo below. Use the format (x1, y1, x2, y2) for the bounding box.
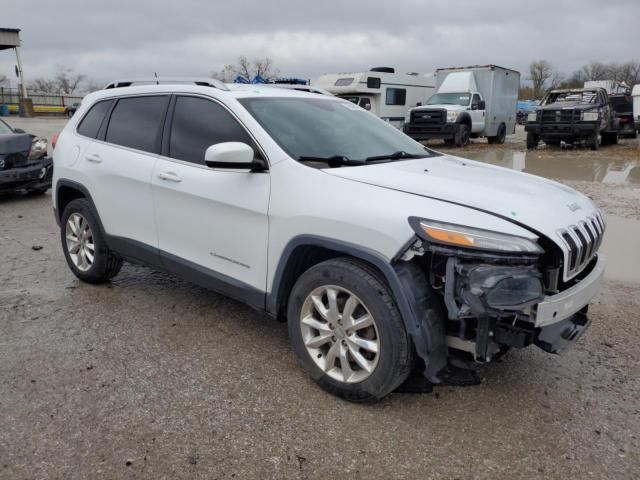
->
(14, 45, 28, 99)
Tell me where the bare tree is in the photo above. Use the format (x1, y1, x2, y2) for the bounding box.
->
(54, 65, 85, 94)
(28, 77, 58, 93)
(610, 61, 640, 86)
(581, 61, 609, 81)
(528, 60, 554, 99)
(548, 71, 565, 91)
(211, 56, 278, 83)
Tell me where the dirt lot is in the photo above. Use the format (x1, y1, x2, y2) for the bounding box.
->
(1, 118, 639, 479)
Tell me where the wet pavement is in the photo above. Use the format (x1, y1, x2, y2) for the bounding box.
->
(1, 118, 639, 479)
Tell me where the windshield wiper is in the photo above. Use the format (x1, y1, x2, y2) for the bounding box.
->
(297, 155, 361, 167)
(365, 151, 430, 162)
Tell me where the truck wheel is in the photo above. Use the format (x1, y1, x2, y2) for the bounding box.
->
(589, 134, 600, 150)
(454, 125, 470, 147)
(444, 138, 455, 145)
(488, 123, 507, 144)
(60, 198, 123, 284)
(287, 257, 413, 402)
(526, 132, 539, 149)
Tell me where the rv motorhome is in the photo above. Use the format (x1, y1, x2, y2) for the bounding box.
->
(314, 67, 435, 128)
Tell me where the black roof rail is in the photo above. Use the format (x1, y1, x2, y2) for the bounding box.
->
(103, 77, 230, 91)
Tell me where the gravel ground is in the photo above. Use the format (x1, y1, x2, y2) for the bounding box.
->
(1, 118, 639, 479)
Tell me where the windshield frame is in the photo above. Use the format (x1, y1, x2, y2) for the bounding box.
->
(0, 120, 13, 134)
(238, 96, 439, 167)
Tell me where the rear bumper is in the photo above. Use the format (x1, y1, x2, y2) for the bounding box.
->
(525, 122, 598, 139)
(0, 157, 53, 192)
(403, 122, 459, 140)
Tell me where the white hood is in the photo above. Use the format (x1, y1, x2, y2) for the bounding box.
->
(325, 154, 599, 241)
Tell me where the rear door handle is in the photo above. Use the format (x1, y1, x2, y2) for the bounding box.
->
(157, 172, 182, 183)
(85, 154, 103, 164)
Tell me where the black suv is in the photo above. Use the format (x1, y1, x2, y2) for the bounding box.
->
(525, 88, 618, 150)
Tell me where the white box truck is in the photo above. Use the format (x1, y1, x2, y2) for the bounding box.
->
(403, 65, 520, 146)
(314, 67, 436, 129)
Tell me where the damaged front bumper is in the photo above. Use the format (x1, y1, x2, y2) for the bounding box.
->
(0, 157, 53, 193)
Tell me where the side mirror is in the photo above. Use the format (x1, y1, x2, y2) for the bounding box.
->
(364, 103, 371, 111)
(416, 102, 422, 107)
(478, 100, 486, 110)
(204, 142, 266, 171)
(13, 128, 26, 134)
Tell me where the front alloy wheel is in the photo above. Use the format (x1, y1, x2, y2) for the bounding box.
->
(300, 285, 380, 383)
(65, 212, 95, 272)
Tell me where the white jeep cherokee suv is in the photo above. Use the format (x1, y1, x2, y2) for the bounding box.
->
(53, 78, 605, 401)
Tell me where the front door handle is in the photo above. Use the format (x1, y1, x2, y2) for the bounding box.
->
(158, 172, 182, 183)
(85, 154, 103, 164)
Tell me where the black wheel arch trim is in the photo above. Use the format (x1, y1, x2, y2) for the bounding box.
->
(267, 235, 444, 376)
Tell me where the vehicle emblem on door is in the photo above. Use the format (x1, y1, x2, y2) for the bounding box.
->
(567, 202, 581, 212)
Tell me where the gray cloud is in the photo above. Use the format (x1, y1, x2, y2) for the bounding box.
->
(1, 0, 639, 87)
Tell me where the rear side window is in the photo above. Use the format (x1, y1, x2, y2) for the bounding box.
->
(77, 100, 112, 139)
(385, 88, 406, 106)
(169, 96, 256, 165)
(105, 96, 168, 153)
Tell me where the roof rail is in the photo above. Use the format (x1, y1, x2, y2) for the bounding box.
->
(103, 77, 230, 91)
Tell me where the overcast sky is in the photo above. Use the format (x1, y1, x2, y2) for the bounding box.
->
(1, 0, 639, 88)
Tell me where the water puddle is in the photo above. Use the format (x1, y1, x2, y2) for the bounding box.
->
(599, 215, 640, 283)
(458, 149, 640, 184)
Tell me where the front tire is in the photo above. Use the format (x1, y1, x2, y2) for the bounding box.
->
(287, 258, 413, 402)
(454, 124, 470, 147)
(60, 198, 122, 284)
(526, 131, 539, 149)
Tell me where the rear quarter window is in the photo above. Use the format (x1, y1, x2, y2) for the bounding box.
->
(77, 100, 113, 139)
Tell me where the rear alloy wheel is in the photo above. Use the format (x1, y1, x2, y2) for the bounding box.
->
(61, 198, 122, 283)
(288, 258, 413, 402)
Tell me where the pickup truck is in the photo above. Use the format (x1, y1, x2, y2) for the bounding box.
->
(525, 88, 619, 150)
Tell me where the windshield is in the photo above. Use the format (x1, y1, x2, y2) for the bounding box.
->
(543, 91, 598, 105)
(0, 120, 13, 134)
(239, 97, 434, 164)
(426, 92, 471, 106)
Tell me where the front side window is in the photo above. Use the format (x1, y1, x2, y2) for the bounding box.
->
(239, 97, 435, 165)
(77, 100, 112, 139)
(471, 94, 481, 108)
(385, 88, 406, 106)
(169, 96, 256, 165)
(105, 96, 168, 153)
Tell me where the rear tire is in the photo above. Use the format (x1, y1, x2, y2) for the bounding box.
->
(60, 198, 123, 284)
(454, 124, 470, 147)
(287, 257, 413, 402)
(526, 131, 539, 149)
(488, 123, 506, 144)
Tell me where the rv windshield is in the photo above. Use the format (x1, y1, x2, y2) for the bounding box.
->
(426, 93, 471, 106)
(239, 97, 435, 166)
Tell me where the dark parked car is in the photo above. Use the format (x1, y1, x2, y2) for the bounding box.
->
(525, 88, 618, 150)
(609, 93, 637, 138)
(64, 102, 81, 118)
(0, 119, 53, 195)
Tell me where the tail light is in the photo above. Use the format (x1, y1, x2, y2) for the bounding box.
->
(51, 132, 60, 150)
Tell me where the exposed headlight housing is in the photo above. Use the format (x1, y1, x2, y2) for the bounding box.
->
(409, 218, 544, 254)
(527, 112, 537, 122)
(581, 111, 599, 122)
(28, 137, 48, 160)
(446, 111, 460, 123)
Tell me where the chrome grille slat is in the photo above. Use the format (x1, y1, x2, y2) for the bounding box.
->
(557, 212, 606, 280)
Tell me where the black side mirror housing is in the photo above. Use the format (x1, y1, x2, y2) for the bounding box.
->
(478, 100, 486, 110)
(13, 128, 26, 134)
